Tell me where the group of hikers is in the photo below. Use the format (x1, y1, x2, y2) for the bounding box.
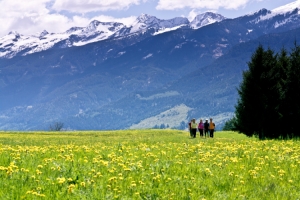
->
(189, 118, 216, 138)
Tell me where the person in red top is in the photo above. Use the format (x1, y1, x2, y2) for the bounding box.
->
(198, 119, 204, 137)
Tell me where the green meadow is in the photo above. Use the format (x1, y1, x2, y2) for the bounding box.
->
(0, 130, 299, 199)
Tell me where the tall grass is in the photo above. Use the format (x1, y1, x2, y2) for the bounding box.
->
(0, 130, 299, 199)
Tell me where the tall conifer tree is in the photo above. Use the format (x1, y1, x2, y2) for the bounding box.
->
(235, 45, 278, 139)
(274, 48, 290, 138)
(259, 48, 279, 139)
(283, 44, 300, 137)
(235, 45, 266, 138)
(235, 43, 300, 139)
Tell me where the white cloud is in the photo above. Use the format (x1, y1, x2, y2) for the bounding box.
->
(0, 12, 75, 36)
(188, 9, 199, 21)
(0, 0, 138, 37)
(156, 0, 253, 10)
(52, 0, 144, 13)
(0, 0, 53, 35)
(0, 0, 51, 15)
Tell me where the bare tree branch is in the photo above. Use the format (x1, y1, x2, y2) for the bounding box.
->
(49, 122, 64, 131)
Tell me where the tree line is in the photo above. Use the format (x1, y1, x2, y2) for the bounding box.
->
(226, 43, 300, 139)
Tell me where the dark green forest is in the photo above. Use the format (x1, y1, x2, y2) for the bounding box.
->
(228, 43, 300, 139)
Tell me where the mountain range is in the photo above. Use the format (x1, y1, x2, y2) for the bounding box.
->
(0, 13, 223, 59)
(1, 1, 300, 130)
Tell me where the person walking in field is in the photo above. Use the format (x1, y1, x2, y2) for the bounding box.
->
(204, 119, 209, 138)
(209, 118, 215, 138)
(188, 120, 192, 137)
(191, 119, 198, 138)
(198, 119, 204, 137)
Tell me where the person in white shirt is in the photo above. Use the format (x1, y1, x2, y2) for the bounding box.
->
(191, 118, 198, 138)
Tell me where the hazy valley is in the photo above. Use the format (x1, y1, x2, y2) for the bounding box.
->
(1, 2, 300, 130)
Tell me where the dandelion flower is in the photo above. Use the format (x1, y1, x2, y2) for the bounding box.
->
(80, 182, 86, 187)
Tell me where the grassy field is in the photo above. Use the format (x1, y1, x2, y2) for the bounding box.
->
(0, 130, 299, 199)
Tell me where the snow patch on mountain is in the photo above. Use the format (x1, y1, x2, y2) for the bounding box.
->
(153, 25, 185, 35)
(129, 14, 189, 34)
(118, 51, 126, 56)
(0, 31, 67, 58)
(143, 53, 153, 60)
(272, 0, 300, 14)
(73, 21, 125, 46)
(174, 42, 187, 49)
(213, 47, 223, 58)
(0, 15, 190, 58)
(274, 19, 291, 28)
(251, 1, 300, 25)
(190, 12, 226, 29)
(0, 20, 126, 58)
(2, 1, 300, 59)
(136, 91, 180, 100)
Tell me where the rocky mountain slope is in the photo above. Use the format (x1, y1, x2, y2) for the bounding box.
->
(1, 1, 300, 130)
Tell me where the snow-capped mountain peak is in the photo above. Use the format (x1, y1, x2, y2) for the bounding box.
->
(87, 20, 101, 31)
(190, 12, 226, 29)
(249, 1, 300, 27)
(8, 31, 20, 37)
(2, 0, 300, 59)
(68, 21, 126, 46)
(39, 30, 49, 38)
(0, 20, 129, 58)
(83, 20, 124, 35)
(130, 14, 159, 32)
(130, 14, 189, 34)
(136, 13, 157, 23)
(272, 0, 300, 14)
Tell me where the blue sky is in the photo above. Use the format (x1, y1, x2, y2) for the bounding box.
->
(0, 0, 297, 37)
(82, 0, 296, 19)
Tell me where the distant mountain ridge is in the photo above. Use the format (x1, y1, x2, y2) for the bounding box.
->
(2, 1, 300, 130)
(190, 12, 226, 29)
(2, 1, 300, 59)
(0, 13, 220, 58)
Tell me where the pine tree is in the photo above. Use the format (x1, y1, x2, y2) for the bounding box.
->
(234, 45, 279, 139)
(235, 43, 300, 139)
(223, 117, 237, 131)
(235, 45, 267, 138)
(274, 48, 290, 138)
(283, 43, 300, 138)
(259, 48, 279, 138)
